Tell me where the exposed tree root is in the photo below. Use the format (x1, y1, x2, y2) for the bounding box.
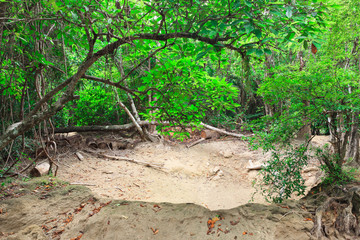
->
(310, 186, 360, 239)
(83, 149, 167, 173)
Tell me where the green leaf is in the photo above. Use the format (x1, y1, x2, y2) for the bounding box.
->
(253, 29, 262, 39)
(262, 37, 273, 43)
(255, 49, 264, 57)
(195, 48, 210, 61)
(264, 49, 272, 55)
(245, 1, 252, 7)
(312, 41, 321, 49)
(246, 48, 256, 55)
(303, 41, 308, 50)
(244, 24, 254, 34)
(286, 32, 295, 40)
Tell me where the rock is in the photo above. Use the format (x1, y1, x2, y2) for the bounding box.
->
(219, 150, 232, 158)
(246, 160, 266, 170)
(210, 167, 224, 180)
(212, 175, 221, 181)
(212, 166, 221, 174)
(302, 166, 319, 173)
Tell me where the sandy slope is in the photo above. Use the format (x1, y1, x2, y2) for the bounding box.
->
(57, 139, 270, 210)
(56, 137, 324, 210)
(0, 180, 315, 240)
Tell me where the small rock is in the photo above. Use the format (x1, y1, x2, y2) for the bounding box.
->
(219, 150, 233, 158)
(303, 166, 319, 173)
(212, 166, 221, 174)
(212, 175, 221, 181)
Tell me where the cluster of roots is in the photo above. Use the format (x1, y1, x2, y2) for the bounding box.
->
(307, 184, 360, 239)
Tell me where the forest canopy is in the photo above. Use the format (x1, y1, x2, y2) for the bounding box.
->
(1, 0, 360, 204)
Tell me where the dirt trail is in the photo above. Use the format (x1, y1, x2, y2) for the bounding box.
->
(57, 139, 272, 210)
(56, 137, 326, 210)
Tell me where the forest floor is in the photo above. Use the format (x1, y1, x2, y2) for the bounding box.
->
(0, 135, 331, 239)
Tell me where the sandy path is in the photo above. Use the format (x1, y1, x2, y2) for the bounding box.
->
(57, 140, 269, 210)
(57, 136, 327, 211)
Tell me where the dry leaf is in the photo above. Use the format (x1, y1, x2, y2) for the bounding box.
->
(150, 227, 159, 235)
(70, 233, 83, 240)
(311, 43, 318, 54)
(230, 220, 239, 226)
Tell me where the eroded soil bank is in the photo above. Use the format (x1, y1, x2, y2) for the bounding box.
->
(0, 178, 316, 240)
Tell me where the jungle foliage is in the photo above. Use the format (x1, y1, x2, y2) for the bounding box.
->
(0, 0, 359, 205)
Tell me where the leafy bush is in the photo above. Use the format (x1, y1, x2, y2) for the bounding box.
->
(69, 84, 120, 126)
(316, 147, 356, 186)
(253, 144, 308, 203)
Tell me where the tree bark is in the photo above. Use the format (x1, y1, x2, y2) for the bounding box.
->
(345, 112, 359, 164)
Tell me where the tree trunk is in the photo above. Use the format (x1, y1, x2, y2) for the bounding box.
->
(0, 39, 128, 152)
(345, 112, 359, 165)
(297, 100, 311, 139)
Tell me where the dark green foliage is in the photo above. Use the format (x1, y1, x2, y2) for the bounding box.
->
(253, 144, 308, 203)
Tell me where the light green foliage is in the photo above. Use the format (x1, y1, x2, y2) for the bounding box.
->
(250, 57, 360, 201)
(139, 56, 240, 130)
(254, 58, 359, 143)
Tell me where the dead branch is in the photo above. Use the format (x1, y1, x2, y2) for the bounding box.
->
(70, 182, 96, 186)
(186, 138, 206, 148)
(86, 150, 167, 172)
(75, 151, 85, 161)
(101, 153, 166, 172)
(200, 122, 246, 138)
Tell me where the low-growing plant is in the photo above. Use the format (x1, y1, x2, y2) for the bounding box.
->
(253, 143, 308, 203)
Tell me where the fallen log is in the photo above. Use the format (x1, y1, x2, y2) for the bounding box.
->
(200, 129, 220, 139)
(54, 121, 154, 133)
(30, 161, 50, 177)
(186, 138, 206, 148)
(246, 160, 267, 171)
(101, 154, 165, 171)
(54, 132, 82, 146)
(86, 137, 97, 149)
(55, 121, 247, 139)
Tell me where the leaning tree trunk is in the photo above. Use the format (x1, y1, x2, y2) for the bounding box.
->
(112, 52, 157, 142)
(0, 38, 128, 152)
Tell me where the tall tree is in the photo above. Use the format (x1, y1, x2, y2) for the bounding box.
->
(0, 0, 327, 151)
